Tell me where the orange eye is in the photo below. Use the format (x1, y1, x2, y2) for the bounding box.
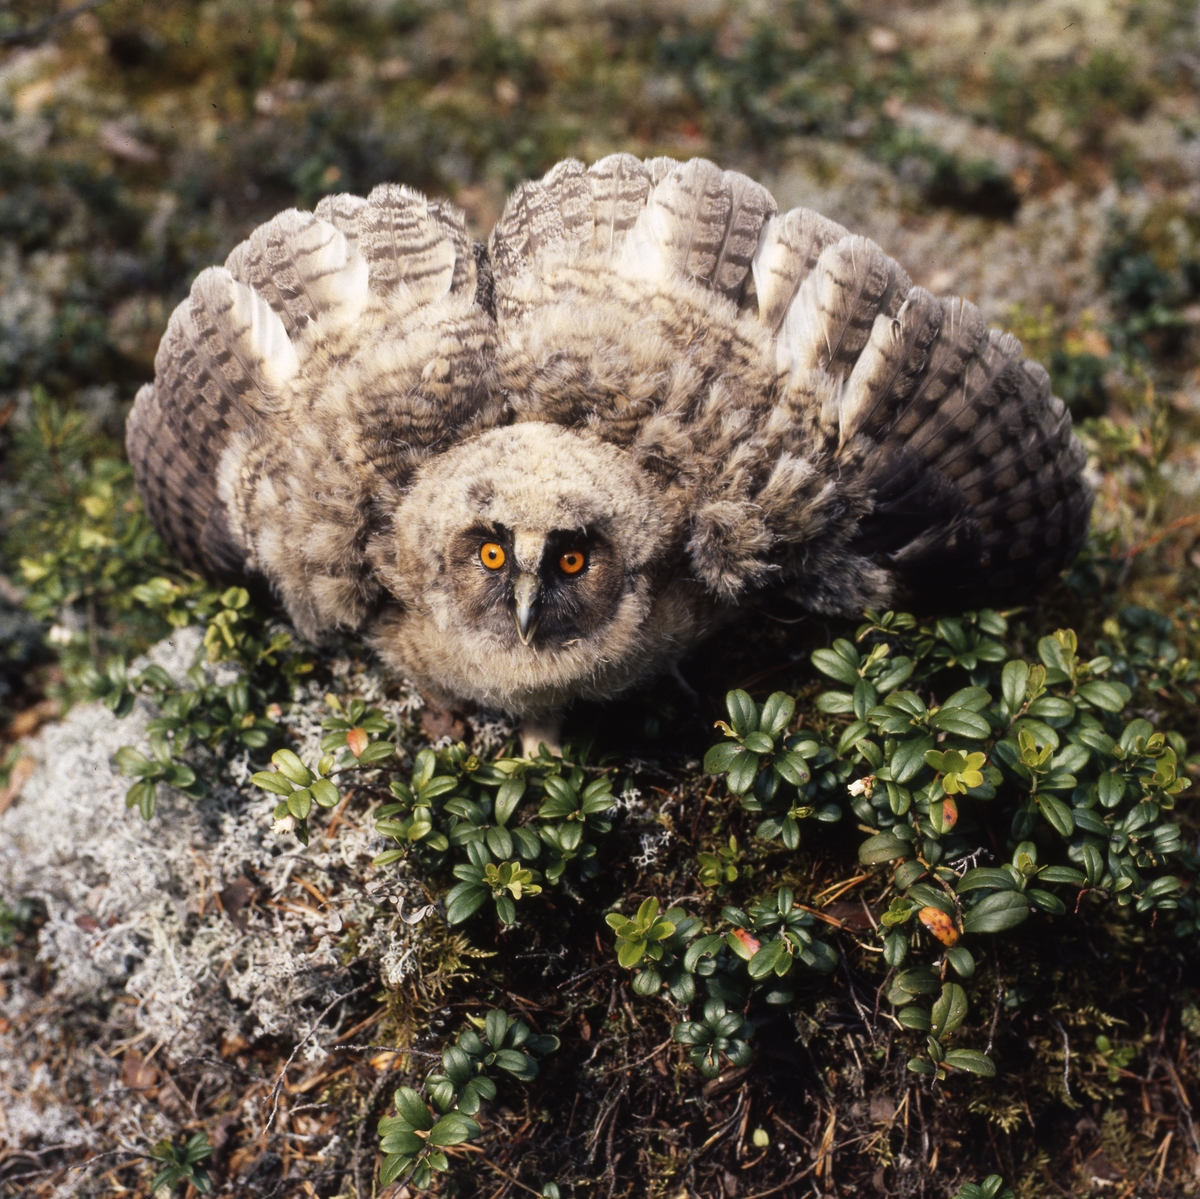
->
(480, 542, 506, 570)
(559, 550, 586, 575)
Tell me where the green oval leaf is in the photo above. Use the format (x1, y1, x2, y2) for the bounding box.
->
(1027, 696, 1075, 721)
(311, 778, 340, 808)
(445, 882, 489, 924)
(271, 749, 312, 787)
(946, 946, 975, 978)
(358, 740, 396, 765)
(1077, 680, 1131, 712)
(928, 709, 991, 739)
(930, 983, 968, 1037)
(897, 1005, 932, 1031)
(812, 648, 860, 686)
(418, 775, 458, 802)
(726, 690, 759, 736)
(859, 832, 911, 865)
(759, 692, 795, 737)
(962, 890, 1030, 935)
(115, 747, 153, 778)
(494, 779, 526, 826)
(892, 735, 936, 784)
(943, 1048, 996, 1076)
(428, 1113, 481, 1146)
(1038, 793, 1075, 838)
(393, 1086, 435, 1131)
(726, 749, 759, 795)
(287, 789, 313, 819)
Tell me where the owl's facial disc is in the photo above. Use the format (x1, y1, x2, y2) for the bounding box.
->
(382, 423, 686, 715)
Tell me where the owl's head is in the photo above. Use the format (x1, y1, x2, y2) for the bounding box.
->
(373, 423, 702, 716)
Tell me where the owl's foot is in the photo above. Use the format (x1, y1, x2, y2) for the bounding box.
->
(520, 713, 563, 758)
(420, 697, 472, 744)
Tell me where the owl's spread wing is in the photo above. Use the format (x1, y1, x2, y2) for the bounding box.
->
(487, 155, 1090, 612)
(132, 155, 1092, 640)
(127, 186, 495, 635)
(762, 223, 1088, 603)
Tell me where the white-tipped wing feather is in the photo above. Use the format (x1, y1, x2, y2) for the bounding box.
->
(776, 235, 912, 385)
(128, 187, 494, 589)
(585, 153, 653, 255)
(750, 207, 847, 334)
(838, 287, 943, 449)
(618, 157, 775, 295)
(190, 268, 300, 401)
(223, 209, 366, 335)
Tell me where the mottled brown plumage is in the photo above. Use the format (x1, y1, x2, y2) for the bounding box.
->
(127, 156, 1091, 738)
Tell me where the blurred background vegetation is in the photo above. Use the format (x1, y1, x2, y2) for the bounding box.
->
(3, 0, 1200, 1196)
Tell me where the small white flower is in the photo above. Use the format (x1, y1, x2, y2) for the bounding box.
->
(847, 775, 876, 798)
(48, 625, 74, 645)
(273, 815, 297, 834)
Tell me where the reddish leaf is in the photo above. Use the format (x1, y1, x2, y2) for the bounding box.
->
(121, 1050, 158, 1091)
(917, 906, 960, 946)
(731, 927, 762, 955)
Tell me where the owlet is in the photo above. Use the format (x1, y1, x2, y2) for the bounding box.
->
(127, 156, 1091, 749)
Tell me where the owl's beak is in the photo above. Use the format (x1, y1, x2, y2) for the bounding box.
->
(512, 573, 541, 646)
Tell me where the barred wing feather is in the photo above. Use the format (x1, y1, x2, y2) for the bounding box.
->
(126, 185, 491, 623)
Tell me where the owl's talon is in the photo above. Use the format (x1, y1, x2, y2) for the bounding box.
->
(520, 714, 563, 759)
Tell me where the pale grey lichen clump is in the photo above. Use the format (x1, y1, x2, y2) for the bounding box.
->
(0, 630, 428, 1169)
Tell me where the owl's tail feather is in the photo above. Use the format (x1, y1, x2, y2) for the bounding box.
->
(757, 211, 1091, 603)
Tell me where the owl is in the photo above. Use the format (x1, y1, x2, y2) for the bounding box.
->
(127, 156, 1091, 751)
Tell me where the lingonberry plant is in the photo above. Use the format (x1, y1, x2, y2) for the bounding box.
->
(376, 1009, 559, 1191)
(667, 609, 1189, 1080)
(94, 593, 1195, 1190)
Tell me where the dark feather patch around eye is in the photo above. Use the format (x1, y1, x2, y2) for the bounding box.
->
(449, 525, 515, 632)
(538, 531, 621, 643)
